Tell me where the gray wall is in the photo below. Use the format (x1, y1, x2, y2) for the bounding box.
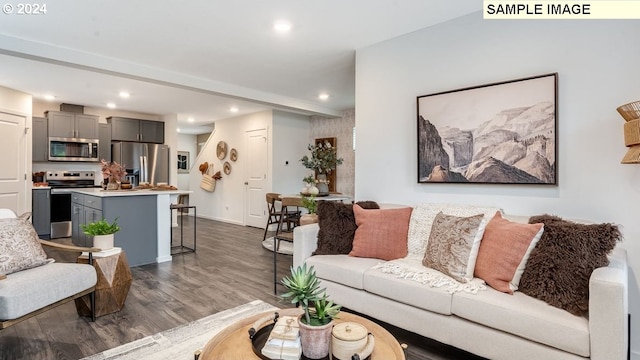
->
(355, 13, 640, 356)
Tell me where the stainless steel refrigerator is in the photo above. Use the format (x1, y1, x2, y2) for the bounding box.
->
(111, 142, 169, 186)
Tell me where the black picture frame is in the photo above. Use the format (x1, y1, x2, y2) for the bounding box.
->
(417, 73, 558, 185)
(177, 151, 190, 174)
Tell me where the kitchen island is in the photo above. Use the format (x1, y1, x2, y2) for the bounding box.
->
(71, 188, 189, 266)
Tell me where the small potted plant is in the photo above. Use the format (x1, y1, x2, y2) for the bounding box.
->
(81, 218, 120, 250)
(301, 174, 319, 196)
(300, 196, 318, 225)
(281, 264, 341, 359)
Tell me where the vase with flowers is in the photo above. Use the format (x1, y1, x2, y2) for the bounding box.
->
(300, 140, 343, 195)
(100, 159, 127, 190)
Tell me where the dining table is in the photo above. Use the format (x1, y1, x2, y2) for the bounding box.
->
(281, 193, 352, 203)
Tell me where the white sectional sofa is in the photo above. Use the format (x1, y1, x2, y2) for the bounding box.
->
(293, 212, 629, 360)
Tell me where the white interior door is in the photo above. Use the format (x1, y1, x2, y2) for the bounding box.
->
(0, 111, 27, 213)
(245, 129, 268, 228)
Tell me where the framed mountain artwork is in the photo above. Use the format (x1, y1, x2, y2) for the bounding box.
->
(417, 73, 557, 185)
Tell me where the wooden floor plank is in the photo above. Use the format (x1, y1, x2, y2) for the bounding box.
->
(0, 217, 482, 360)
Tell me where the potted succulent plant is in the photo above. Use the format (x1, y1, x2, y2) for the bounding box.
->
(81, 218, 120, 250)
(300, 195, 318, 225)
(281, 264, 341, 359)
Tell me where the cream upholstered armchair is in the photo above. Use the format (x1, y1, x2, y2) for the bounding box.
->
(0, 209, 100, 329)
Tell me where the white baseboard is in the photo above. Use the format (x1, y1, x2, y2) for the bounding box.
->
(196, 213, 244, 226)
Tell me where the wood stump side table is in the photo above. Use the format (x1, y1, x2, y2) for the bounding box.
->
(75, 250, 132, 318)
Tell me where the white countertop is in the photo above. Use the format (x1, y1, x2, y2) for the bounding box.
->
(71, 188, 189, 197)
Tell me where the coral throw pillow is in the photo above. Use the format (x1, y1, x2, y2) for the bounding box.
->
(422, 212, 485, 283)
(313, 201, 379, 255)
(349, 205, 412, 261)
(474, 212, 544, 294)
(519, 215, 621, 316)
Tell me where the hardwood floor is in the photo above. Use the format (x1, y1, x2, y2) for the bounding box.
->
(0, 217, 483, 360)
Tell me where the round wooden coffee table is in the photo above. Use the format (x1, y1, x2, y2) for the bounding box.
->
(198, 308, 406, 359)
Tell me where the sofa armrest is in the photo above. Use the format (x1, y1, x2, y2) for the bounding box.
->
(39, 239, 101, 253)
(293, 223, 319, 269)
(589, 246, 628, 360)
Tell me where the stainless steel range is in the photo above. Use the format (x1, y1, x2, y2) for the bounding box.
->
(46, 171, 98, 238)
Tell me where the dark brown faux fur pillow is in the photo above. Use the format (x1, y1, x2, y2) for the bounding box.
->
(313, 201, 379, 255)
(518, 214, 621, 316)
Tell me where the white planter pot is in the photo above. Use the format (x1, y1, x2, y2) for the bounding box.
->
(93, 234, 114, 250)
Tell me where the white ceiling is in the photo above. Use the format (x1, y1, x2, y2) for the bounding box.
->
(0, 0, 481, 134)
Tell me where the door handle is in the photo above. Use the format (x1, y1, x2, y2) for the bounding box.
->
(244, 182, 248, 185)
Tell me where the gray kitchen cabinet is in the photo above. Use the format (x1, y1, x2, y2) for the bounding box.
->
(108, 117, 138, 142)
(71, 193, 102, 247)
(32, 117, 48, 162)
(139, 120, 164, 143)
(71, 191, 157, 266)
(32, 188, 51, 238)
(83, 207, 103, 245)
(47, 111, 99, 139)
(71, 202, 84, 246)
(83, 195, 102, 210)
(108, 116, 164, 144)
(99, 123, 112, 161)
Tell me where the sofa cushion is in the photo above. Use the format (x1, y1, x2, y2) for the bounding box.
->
(0, 217, 50, 275)
(313, 201, 379, 256)
(422, 212, 485, 283)
(306, 255, 380, 290)
(0, 262, 97, 320)
(452, 286, 590, 357)
(519, 215, 621, 316)
(349, 205, 412, 261)
(364, 265, 454, 315)
(474, 212, 543, 294)
(407, 203, 501, 258)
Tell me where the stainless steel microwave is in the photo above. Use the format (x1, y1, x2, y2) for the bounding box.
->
(48, 137, 100, 162)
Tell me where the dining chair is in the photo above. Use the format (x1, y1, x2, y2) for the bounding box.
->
(262, 193, 299, 241)
(272, 196, 303, 293)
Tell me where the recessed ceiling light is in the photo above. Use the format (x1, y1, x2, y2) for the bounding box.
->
(318, 93, 330, 101)
(177, 128, 181, 133)
(188, 117, 195, 123)
(230, 106, 239, 113)
(274, 20, 292, 33)
(107, 102, 116, 109)
(119, 91, 130, 99)
(44, 95, 55, 101)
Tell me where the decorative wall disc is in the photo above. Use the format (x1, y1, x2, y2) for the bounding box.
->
(216, 141, 228, 160)
(223, 161, 232, 175)
(230, 148, 238, 162)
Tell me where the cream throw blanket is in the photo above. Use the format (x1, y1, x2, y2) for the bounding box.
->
(373, 203, 501, 294)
